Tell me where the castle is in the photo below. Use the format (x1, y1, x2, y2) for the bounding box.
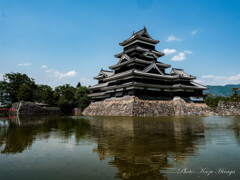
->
(89, 27, 208, 103)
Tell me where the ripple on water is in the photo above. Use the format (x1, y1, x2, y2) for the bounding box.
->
(0, 115, 239, 179)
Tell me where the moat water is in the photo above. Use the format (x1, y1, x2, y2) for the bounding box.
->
(0, 115, 240, 180)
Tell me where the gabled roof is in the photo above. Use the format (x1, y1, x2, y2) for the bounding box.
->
(117, 54, 131, 65)
(134, 26, 152, 39)
(94, 69, 114, 80)
(119, 27, 160, 46)
(143, 61, 164, 75)
(170, 68, 195, 78)
(143, 50, 158, 59)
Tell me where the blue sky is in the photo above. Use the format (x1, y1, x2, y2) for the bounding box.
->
(0, 0, 240, 87)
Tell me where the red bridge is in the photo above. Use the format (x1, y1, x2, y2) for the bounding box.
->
(0, 108, 16, 115)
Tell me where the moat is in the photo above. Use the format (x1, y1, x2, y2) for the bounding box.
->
(0, 115, 240, 180)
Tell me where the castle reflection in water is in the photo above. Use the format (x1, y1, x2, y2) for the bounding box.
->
(0, 115, 240, 179)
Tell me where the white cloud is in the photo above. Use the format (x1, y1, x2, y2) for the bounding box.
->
(41, 65, 48, 69)
(63, 70, 77, 78)
(197, 74, 240, 85)
(80, 77, 91, 83)
(18, 63, 31, 66)
(163, 48, 177, 55)
(167, 35, 182, 42)
(171, 50, 192, 61)
(191, 30, 197, 35)
(202, 75, 215, 79)
(184, 50, 192, 54)
(171, 52, 186, 61)
(46, 69, 77, 79)
(229, 74, 240, 81)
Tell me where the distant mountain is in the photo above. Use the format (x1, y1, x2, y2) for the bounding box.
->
(205, 84, 240, 97)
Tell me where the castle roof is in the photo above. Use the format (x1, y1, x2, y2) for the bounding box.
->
(94, 69, 114, 80)
(109, 57, 171, 70)
(115, 46, 164, 58)
(90, 27, 207, 101)
(102, 69, 196, 82)
(170, 68, 195, 78)
(119, 27, 159, 46)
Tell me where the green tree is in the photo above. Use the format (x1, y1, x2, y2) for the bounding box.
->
(55, 84, 75, 97)
(55, 84, 76, 113)
(204, 95, 229, 107)
(74, 86, 91, 112)
(0, 81, 4, 103)
(43, 87, 54, 105)
(52, 91, 60, 106)
(76, 82, 81, 88)
(232, 88, 239, 96)
(205, 93, 213, 98)
(230, 88, 240, 102)
(33, 85, 52, 102)
(17, 84, 33, 101)
(1, 72, 36, 102)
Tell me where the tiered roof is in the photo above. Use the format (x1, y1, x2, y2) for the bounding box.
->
(114, 47, 164, 58)
(89, 27, 208, 100)
(109, 57, 171, 70)
(101, 68, 197, 82)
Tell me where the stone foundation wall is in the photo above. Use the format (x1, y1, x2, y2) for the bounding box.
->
(82, 96, 240, 117)
(11, 102, 61, 115)
(83, 96, 134, 116)
(216, 101, 240, 116)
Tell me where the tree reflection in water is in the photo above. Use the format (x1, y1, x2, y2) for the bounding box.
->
(0, 115, 90, 154)
(88, 116, 206, 179)
(1, 115, 239, 179)
(232, 116, 240, 144)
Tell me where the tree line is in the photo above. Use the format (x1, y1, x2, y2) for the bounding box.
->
(0, 72, 91, 113)
(204, 88, 240, 107)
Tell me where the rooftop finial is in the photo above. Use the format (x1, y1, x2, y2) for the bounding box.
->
(143, 25, 146, 30)
(133, 31, 135, 34)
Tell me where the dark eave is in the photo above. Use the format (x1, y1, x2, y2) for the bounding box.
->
(88, 81, 208, 98)
(109, 58, 171, 70)
(89, 82, 109, 90)
(191, 81, 209, 90)
(134, 70, 196, 80)
(93, 75, 104, 80)
(119, 35, 159, 46)
(100, 82, 207, 91)
(88, 92, 106, 97)
(103, 69, 196, 82)
(114, 46, 164, 58)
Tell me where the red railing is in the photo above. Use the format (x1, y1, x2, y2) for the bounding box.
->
(0, 116, 16, 120)
(0, 108, 16, 111)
